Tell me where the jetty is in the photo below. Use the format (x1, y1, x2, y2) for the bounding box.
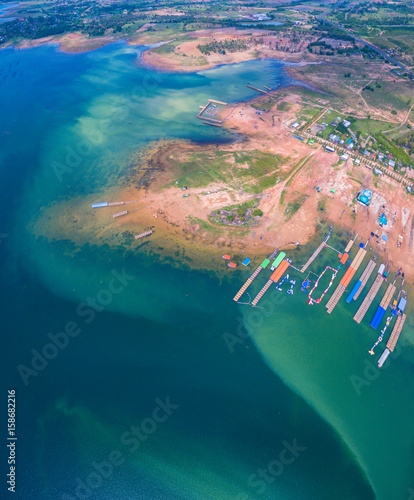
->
(92, 201, 137, 208)
(113, 210, 129, 218)
(209, 99, 228, 106)
(346, 259, 376, 303)
(252, 259, 290, 307)
(326, 245, 366, 314)
(353, 264, 387, 324)
(300, 226, 333, 273)
(233, 249, 278, 302)
(196, 99, 227, 127)
(370, 282, 396, 329)
(246, 85, 267, 94)
(263, 86, 272, 91)
(377, 313, 406, 368)
(135, 230, 153, 240)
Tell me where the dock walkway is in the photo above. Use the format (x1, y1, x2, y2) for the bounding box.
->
(251, 279, 273, 306)
(326, 247, 366, 314)
(251, 260, 290, 307)
(353, 274, 384, 324)
(370, 282, 396, 329)
(387, 313, 406, 351)
(378, 313, 407, 368)
(300, 226, 333, 273)
(135, 230, 153, 240)
(233, 248, 279, 303)
(352, 260, 376, 301)
(233, 266, 263, 302)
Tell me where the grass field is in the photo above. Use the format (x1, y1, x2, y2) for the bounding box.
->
(351, 118, 396, 136)
(170, 150, 290, 192)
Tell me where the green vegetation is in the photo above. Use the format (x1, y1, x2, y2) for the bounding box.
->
(209, 199, 262, 227)
(285, 155, 311, 187)
(317, 198, 327, 212)
(277, 101, 291, 112)
(285, 194, 308, 220)
(169, 149, 288, 193)
(197, 39, 247, 55)
(374, 132, 412, 166)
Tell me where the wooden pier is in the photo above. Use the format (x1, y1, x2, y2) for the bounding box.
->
(326, 284, 346, 313)
(353, 274, 384, 324)
(203, 121, 222, 127)
(135, 230, 153, 240)
(352, 260, 376, 301)
(113, 210, 128, 218)
(209, 99, 228, 106)
(378, 313, 407, 368)
(263, 86, 272, 91)
(108, 201, 137, 207)
(326, 246, 367, 313)
(251, 260, 290, 307)
(387, 313, 406, 351)
(301, 240, 327, 273)
(379, 283, 396, 310)
(233, 266, 263, 302)
(300, 227, 333, 273)
(247, 85, 268, 94)
(344, 239, 354, 253)
(251, 279, 273, 306)
(233, 248, 279, 303)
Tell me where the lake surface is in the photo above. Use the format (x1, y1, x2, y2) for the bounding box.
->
(1, 41, 413, 499)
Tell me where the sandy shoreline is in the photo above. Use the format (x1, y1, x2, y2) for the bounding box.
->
(10, 28, 413, 280)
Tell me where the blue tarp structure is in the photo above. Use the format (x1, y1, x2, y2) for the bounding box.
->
(242, 258, 251, 266)
(382, 235, 388, 241)
(379, 214, 387, 226)
(358, 189, 372, 206)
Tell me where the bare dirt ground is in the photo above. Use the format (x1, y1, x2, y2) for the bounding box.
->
(33, 88, 414, 278)
(12, 33, 114, 53)
(141, 28, 319, 72)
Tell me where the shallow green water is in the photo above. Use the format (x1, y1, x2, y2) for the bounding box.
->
(242, 227, 414, 500)
(1, 42, 410, 499)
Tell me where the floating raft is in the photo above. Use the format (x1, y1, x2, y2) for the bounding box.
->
(270, 252, 285, 270)
(251, 260, 290, 307)
(353, 273, 385, 324)
(233, 249, 278, 302)
(347, 259, 376, 303)
(233, 266, 263, 302)
(135, 230, 153, 240)
(113, 210, 128, 219)
(326, 247, 366, 314)
(92, 201, 137, 208)
(300, 226, 333, 273)
(378, 313, 406, 368)
(370, 282, 396, 330)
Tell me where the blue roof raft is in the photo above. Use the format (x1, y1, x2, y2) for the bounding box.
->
(242, 258, 251, 266)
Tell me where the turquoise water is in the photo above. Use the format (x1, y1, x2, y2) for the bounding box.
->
(1, 41, 409, 499)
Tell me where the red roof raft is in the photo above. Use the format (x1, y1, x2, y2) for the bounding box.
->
(228, 262, 237, 269)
